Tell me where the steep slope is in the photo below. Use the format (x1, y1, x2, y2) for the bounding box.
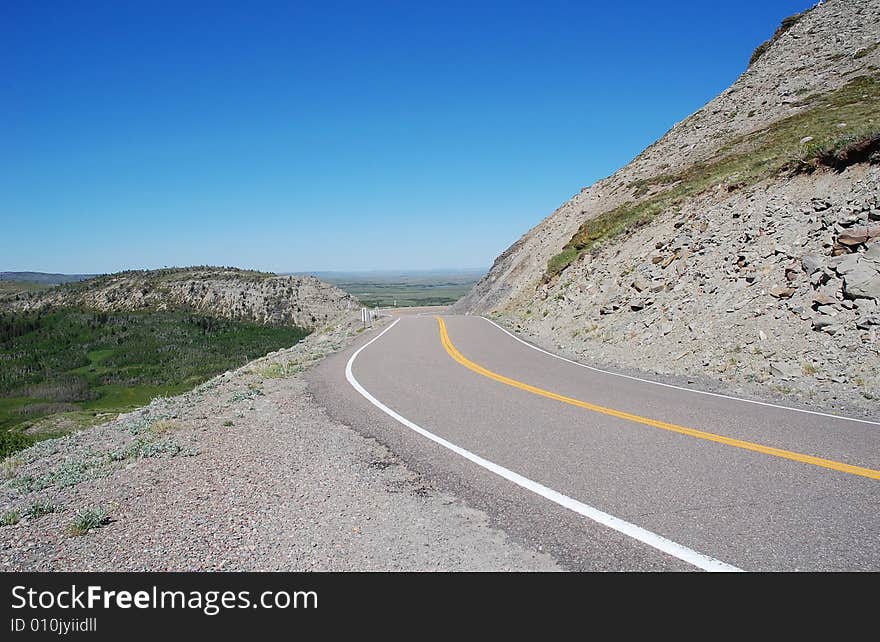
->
(454, 0, 880, 411)
(7, 267, 357, 330)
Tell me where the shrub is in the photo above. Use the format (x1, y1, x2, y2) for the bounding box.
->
(112, 438, 184, 460)
(68, 507, 108, 535)
(229, 386, 264, 402)
(1, 510, 20, 526)
(1, 457, 20, 480)
(25, 498, 59, 519)
(148, 419, 178, 435)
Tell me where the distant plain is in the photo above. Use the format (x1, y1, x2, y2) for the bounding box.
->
(301, 269, 485, 308)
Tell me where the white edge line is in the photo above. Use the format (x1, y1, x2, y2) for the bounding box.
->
(480, 316, 880, 427)
(345, 317, 742, 573)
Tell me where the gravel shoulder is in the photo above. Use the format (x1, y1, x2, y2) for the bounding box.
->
(0, 316, 558, 571)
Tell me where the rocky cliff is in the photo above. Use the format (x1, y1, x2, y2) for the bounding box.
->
(454, 0, 880, 412)
(7, 267, 357, 330)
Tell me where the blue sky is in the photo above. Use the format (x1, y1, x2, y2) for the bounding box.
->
(2, 0, 814, 274)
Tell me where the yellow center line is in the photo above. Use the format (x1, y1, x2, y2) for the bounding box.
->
(435, 316, 880, 481)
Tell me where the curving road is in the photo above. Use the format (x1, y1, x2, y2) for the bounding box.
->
(309, 310, 880, 571)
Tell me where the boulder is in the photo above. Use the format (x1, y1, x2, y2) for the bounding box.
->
(815, 305, 839, 317)
(769, 361, 800, 379)
(817, 278, 843, 299)
(811, 316, 840, 334)
(812, 292, 837, 307)
(769, 285, 795, 298)
(837, 223, 880, 246)
(843, 262, 880, 300)
(801, 254, 823, 274)
(833, 253, 863, 275)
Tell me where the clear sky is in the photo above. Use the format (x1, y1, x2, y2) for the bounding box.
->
(2, 0, 814, 274)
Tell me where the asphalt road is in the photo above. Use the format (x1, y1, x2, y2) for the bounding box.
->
(309, 310, 880, 571)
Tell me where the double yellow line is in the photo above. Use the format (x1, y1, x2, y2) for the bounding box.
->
(436, 317, 880, 481)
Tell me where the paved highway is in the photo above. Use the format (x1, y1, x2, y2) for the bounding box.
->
(309, 311, 880, 571)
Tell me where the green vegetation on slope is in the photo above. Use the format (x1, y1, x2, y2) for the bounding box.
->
(0, 308, 309, 457)
(545, 75, 880, 280)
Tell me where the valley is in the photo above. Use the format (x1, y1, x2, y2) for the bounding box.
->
(0, 308, 309, 457)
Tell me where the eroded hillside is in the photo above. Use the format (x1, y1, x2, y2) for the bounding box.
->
(8, 267, 357, 330)
(454, 0, 880, 412)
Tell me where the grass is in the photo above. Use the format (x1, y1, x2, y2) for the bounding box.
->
(68, 507, 108, 535)
(546, 249, 580, 279)
(791, 126, 880, 173)
(545, 75, 880, 280)
(1, 510, 20, 526)
(0, 308, 309, 457)
(255, 361, 301, 378)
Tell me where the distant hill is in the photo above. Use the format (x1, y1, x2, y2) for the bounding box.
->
(0, 272, 96, 285)
(6, 266, 357, 329)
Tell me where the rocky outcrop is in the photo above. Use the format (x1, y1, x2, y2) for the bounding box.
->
(456, 0, 880, 315)
(454, 0, 880, 412)
(7, 267, 357, 330)
(494, 165, 879, 411)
